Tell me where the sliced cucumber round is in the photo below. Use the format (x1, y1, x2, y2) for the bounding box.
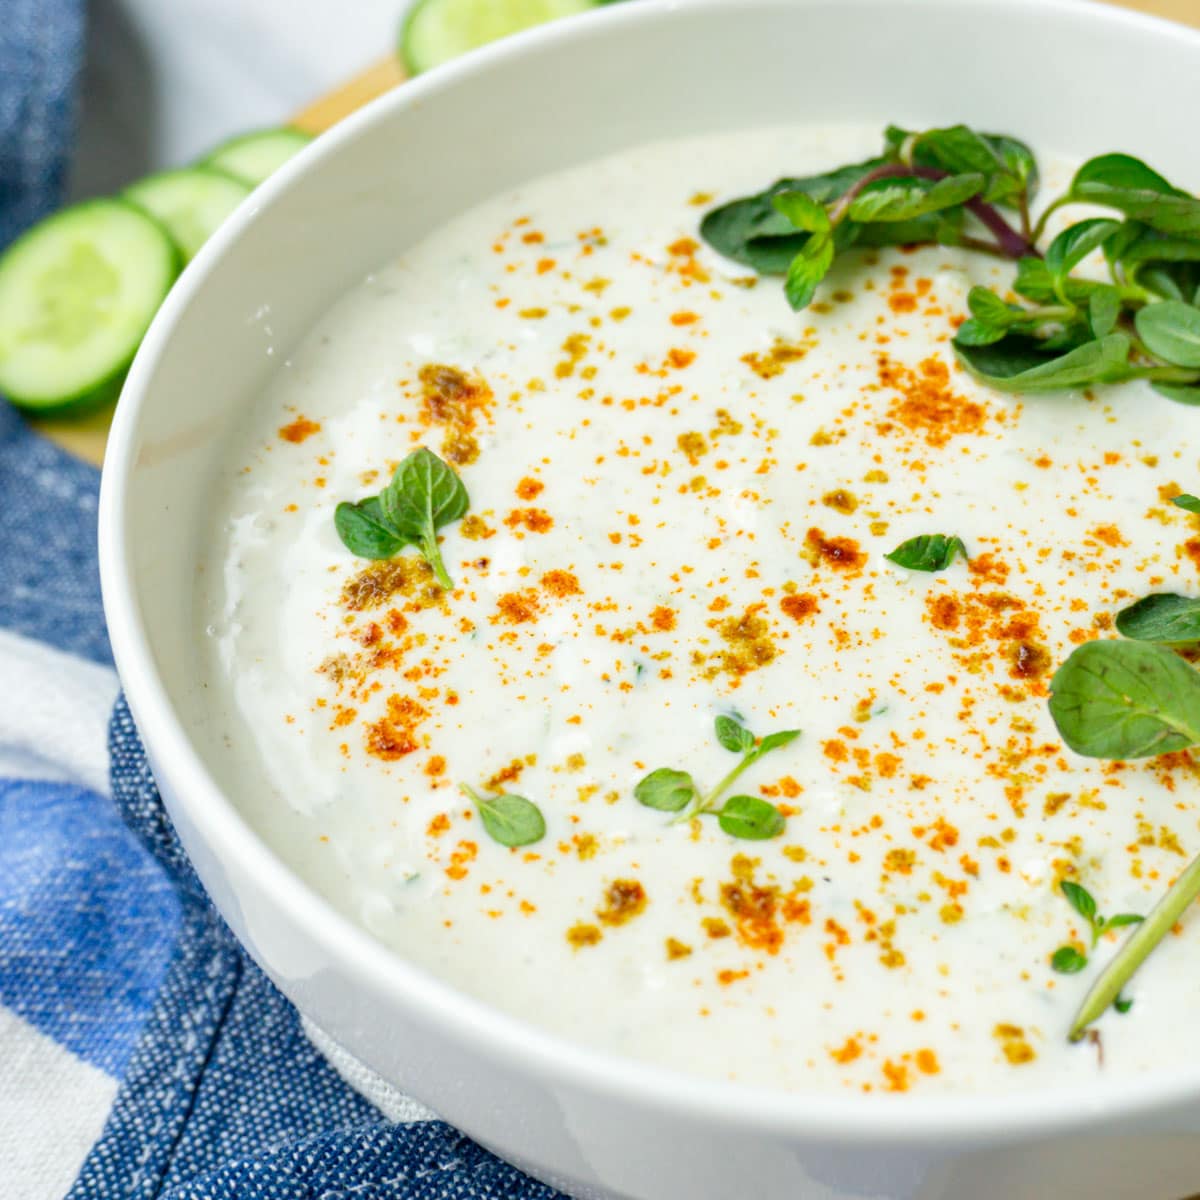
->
(0, 198, 180, 414)
(401, 0, 600, 75)
(125, 166, 251, 262)
(204, 128, 313, 189)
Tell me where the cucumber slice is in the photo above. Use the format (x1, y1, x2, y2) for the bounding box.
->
(125, 166, 251, 262)
(0, 198, 180, 414)
(204, 128, 313, 188)
(401, 0, 600, 74)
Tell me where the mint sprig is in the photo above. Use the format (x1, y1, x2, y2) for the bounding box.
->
(632, 716, 798, 840)
(334, 446, 468, 588)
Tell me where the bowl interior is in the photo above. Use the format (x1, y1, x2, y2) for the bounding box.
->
(103, 0, 1200, 1136)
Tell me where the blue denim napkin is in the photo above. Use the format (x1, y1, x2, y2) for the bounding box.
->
(0, 2, 563, 1194)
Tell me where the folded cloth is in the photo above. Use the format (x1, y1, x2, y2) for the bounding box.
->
(0, 4, 562, 1195)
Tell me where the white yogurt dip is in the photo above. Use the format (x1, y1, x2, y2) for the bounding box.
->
(202, 124, 1200, 1095)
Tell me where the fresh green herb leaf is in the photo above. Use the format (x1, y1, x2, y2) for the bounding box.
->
(783, 231, 834, 310)
(1048, 639, 1200, 758)
(954, 333, 1133, 393)
(1152, 382, 1200, 406)
(334, 496, 409, 560)
(714, 715, 756, 754)
(717, 794, 786, 840)
(636, 722, 801, 835)
(1101, 913, 1145, 932)
(885, 534, 967, 572)
(1115, 593, 1200, 644)
(1114, 996, 1134, 1014)
(379, 447, 469, 589)
(1011, 257, 1109, 306)
(1088, 287, 1121, 339)
(847, 173, 983, 223)
(1135, 300, 1200, 368)
(1069, 850, 1200, 1040)
(890, 124, 1037, 206)
(771, 190, 831, 233)
(1173, 494, 1200, 513)
(1051, 946, 1088, 974)
(1045, 218, 1122, 280)
(699, 161, 883, 273)
(633, 767, 696, 813)
(753, 729, 802, 758)
(1070, 153, 1200, 236)
(1061, 880, 1097, 923)
(461, 784, 545, 848)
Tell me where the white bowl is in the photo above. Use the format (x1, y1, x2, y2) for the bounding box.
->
(99, 2, 1200, 1196)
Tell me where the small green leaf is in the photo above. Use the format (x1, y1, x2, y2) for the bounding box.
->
(1152, 382, 1200, 406)
(334, 497, 409, 560)
(717, 795, 786, 840)
(1115, 594, 1200, 644)
(461, 785, 545, 847)
(699, 161, 884, 273)
(1071, 153, 1200, 236)
(634, 767, 696, 813)
(380, 446, 470, 588)
(1073, 153, 1178, 198)
(1051, 946, 1088, 974)
(1061, 880, 1097, 923)
(885, 534, 967, 572)
(783, 231, 834, 310)
(754, 729, 802, 757)
(1013, 257, 1107, 305)
(957, 286, 1037, 346)
(896, 125, 1036, 206)
(1174, 494, 1200, 513)
(714, 716, 755, 754)
(1135, 300, 1200, 368)
(1048, 639, 1200, 759)
(771, 190, 831, 234)
(1102, 913, 1145, 932)
(1088, 287, 1121, 339)
(847, 173, 983, 224)
(1114, 995, 1134, 1014)
(954, 318, 1007, 347)
(954, 333, 1132, 393)
(1045, 218, 1122, 280)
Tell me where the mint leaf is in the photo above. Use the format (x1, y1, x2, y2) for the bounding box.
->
(334, 496, 409, 560)
(380, 447, 469, 588)
(1048, 639, 1200, 758)
(1115, 594, 1200, 644)
(634, 768, 696, 813)
(717, 795, 786, 840)
(885, 534, 967, 572)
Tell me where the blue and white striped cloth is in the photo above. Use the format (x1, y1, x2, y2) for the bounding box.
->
(0, 4, 558, 1196)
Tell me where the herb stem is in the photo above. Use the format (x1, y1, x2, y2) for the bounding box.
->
(956, 235, 1011, 259)
(704, 755, 755, 809)
(423, 534, 454, 590)
(1030, 194, 1070, 245)
(1017, 189, 1033, 243)
(1127, 365, 1200, 385)
(828, 163, 1037, 259)
(965, 195, 1039, 260)
(1069, 850, 1200, 1041)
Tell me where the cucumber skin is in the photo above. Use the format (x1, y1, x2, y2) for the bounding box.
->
(0, 199, 182, 416)
(203, 128, 313, 188)
(399, 0, 604, 75)
(123, 165, 252, 262)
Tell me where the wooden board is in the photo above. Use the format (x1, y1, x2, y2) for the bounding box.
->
(28, 0, 1200, 466)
